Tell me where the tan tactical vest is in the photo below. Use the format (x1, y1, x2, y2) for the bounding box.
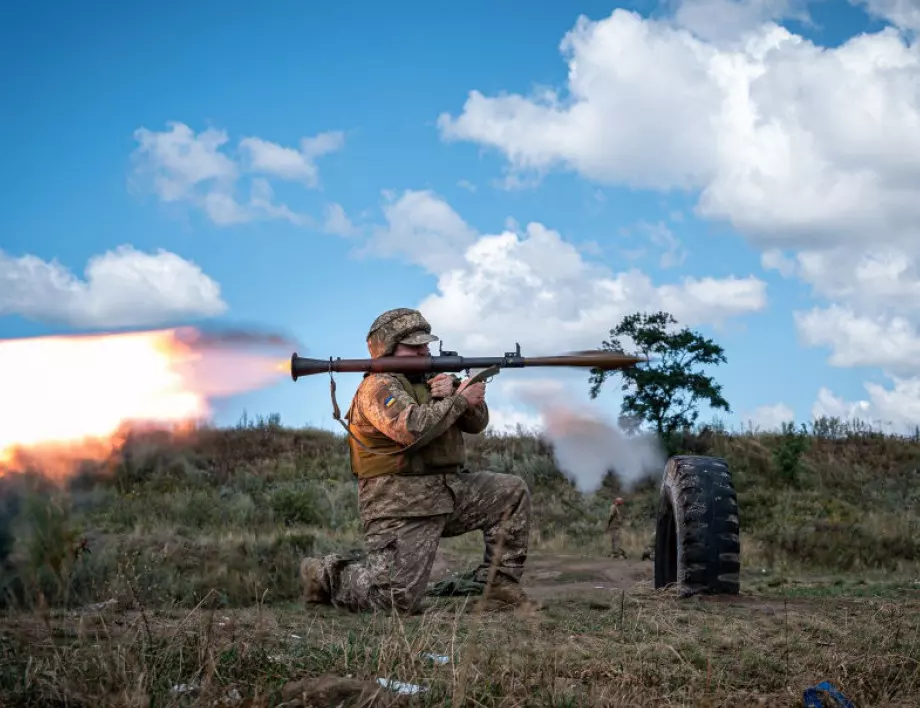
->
(346, 374, 467, 479)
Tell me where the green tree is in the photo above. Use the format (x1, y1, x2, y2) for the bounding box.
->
(588, 311, 730, 435)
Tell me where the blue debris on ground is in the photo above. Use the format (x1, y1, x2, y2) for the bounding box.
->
(803, 681, 855, 708)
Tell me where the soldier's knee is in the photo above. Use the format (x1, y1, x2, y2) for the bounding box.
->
(477, 470, 530, 502)
(502, 475, 531, 517)
(504, 472, 530, 501)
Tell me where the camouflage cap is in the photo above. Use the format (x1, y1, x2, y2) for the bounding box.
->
(366, 308, 439, 358)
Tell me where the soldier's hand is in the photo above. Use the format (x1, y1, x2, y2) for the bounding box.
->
(428, 373, 456, 398)
(459, 382, 486, 406)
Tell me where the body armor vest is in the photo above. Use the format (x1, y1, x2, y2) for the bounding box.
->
(346, 374, 467, 479)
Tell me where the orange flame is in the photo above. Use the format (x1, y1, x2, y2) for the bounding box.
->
(0, 326, 292, 480)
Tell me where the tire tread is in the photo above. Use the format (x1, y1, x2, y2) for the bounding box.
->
(654, 454, 741, 595)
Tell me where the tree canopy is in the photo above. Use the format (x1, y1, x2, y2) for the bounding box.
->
(589, 311, 730, 435)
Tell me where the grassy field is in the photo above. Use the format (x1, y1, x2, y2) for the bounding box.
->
(0, 415, 918, 706)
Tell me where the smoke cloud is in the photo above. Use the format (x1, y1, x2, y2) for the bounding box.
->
(510, 381, 666, 494)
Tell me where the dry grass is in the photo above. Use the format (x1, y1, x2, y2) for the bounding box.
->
(2, 578, 918, 707)
(1, 417, 919, 705)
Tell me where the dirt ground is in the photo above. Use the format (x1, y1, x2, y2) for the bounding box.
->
(519, 554, 654, 597)
(427, 548, 912, 613)
(430, 547, 656, 599)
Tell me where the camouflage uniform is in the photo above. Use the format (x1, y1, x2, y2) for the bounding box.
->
(606, 499, 627, 559)
(301, 308, 536, 614)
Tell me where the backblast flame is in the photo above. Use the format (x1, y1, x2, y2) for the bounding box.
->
(0, 326, 293, 479)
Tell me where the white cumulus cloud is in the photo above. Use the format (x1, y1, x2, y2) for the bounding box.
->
(671, 0, 810, 42)
(419, 221, 766, 353)
(854, 0, 920, 32)
(765, 246, 920, 312)
(366, 190, 766, 355)
(0, 245, 227, 328)
(321, 203, 360, 237)
(437, 10, 920, 253)
(239, 130, 344, 186)
(812, 377, 920, 433)
(741, 402, 795, 431)
(130, 121, 347, 229)
(795, 305, 920, 375)
(131, 122, 238, 202)
(436, 7, 920, 430)
(365, 190, 479, 274)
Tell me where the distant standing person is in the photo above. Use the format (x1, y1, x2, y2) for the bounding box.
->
(606, 497, 627, 559)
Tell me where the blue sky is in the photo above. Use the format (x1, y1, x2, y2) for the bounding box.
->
(2, 0, 919, 435)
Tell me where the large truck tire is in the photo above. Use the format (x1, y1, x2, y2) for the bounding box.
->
(654, 455, 740, 595)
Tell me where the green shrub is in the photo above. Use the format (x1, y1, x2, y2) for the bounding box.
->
(270, 483, 329, 527)
(772, 422, 811, 485)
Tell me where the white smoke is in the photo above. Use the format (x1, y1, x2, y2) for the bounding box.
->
(507, 380, 666, 494)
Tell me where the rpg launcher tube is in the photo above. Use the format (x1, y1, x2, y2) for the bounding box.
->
(289, 350, 645, 381)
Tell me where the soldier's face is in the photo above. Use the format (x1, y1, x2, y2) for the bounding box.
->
(393, 343, 430, 357)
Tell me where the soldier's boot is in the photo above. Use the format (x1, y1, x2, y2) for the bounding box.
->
(299, 557, 331, 604)
(477, 581, 543, 613)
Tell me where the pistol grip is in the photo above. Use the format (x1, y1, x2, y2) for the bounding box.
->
(458, 365, 501, 391)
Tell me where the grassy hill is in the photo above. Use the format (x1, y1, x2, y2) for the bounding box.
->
(0, 416, 918, 705)
(3, 414, 918, 609)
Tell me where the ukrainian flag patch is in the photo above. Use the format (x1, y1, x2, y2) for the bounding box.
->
(384, 395, 396, 408)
